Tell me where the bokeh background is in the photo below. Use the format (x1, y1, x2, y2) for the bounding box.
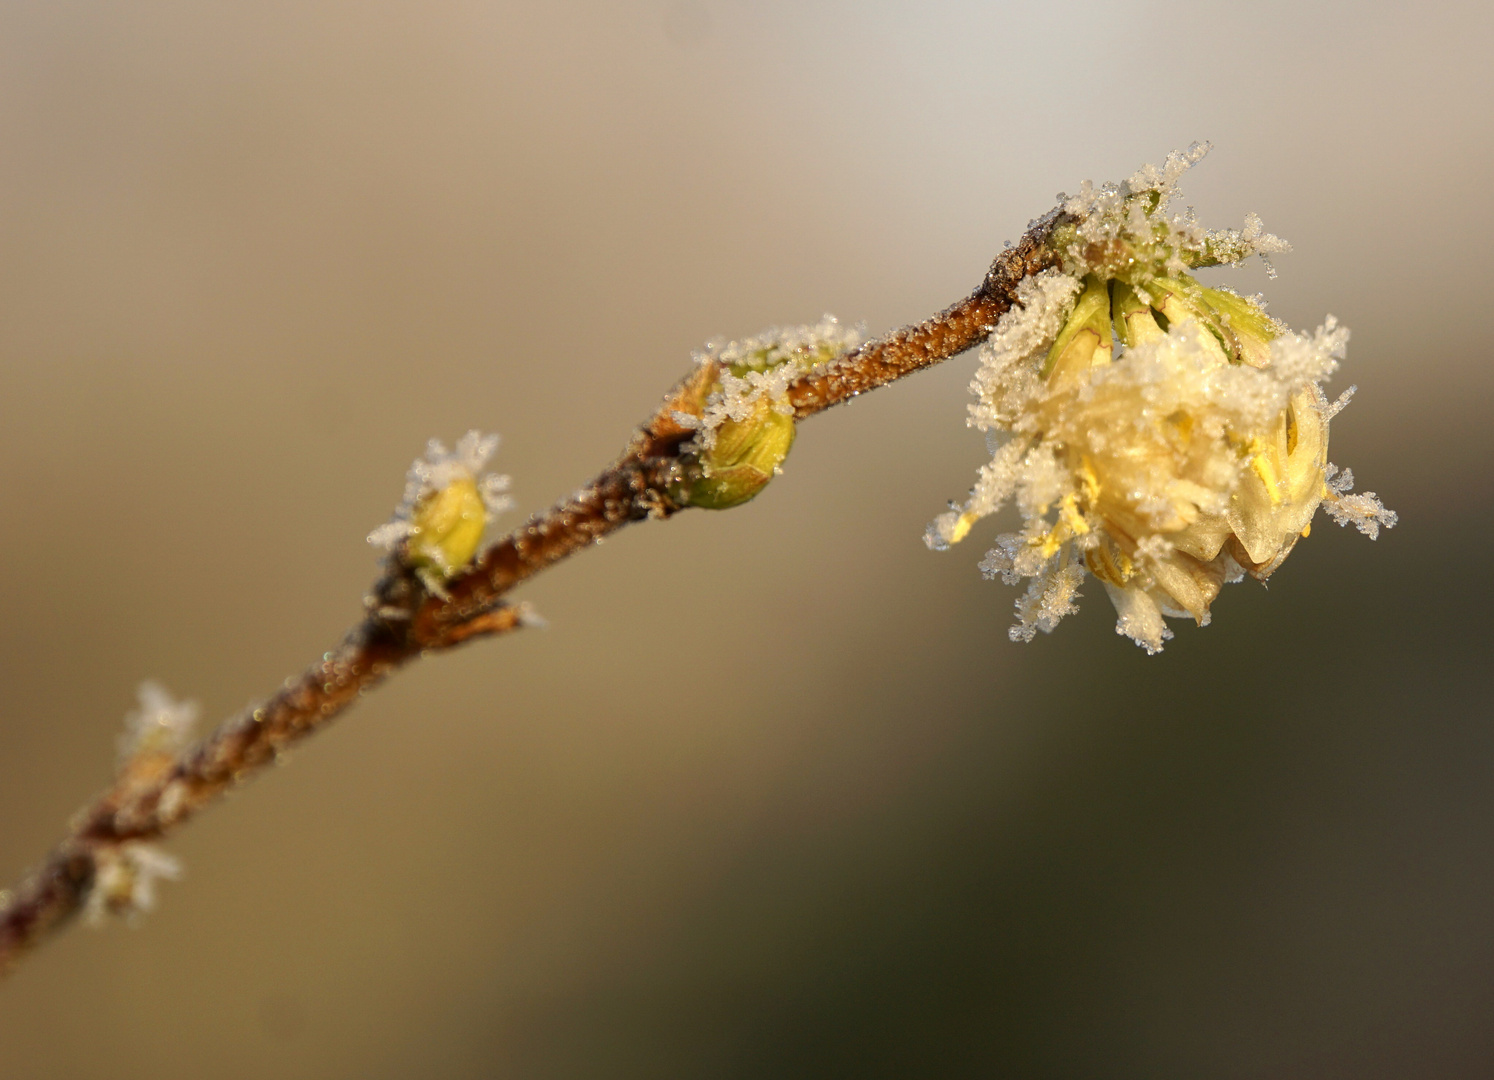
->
(2, 1, 1491, 1076)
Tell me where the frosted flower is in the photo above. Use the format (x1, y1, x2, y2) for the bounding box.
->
(928, 147, 1394, 653)
(673, 315, 863, 508)
(367, 431, 512, 594)
(118, 680, 198, 768)
(84, 843, 182, 926)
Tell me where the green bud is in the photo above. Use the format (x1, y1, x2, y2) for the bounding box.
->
(407, 476, 487, 579)
(680, 401, 796, 510)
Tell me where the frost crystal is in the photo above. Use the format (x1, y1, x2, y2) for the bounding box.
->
(118, 681, 199, 767)
(929, 148, 1394, 652)
(1054, 142, 1290, 279)
(84, 843, 182, 926)
(685, 315, 863, 453)
(1322, 463, 1398, 539)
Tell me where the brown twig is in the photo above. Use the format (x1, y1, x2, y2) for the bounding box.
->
(0, 213, 1062, 977)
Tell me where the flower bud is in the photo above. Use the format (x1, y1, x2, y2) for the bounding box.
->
(367, 431, 512, 595)
(406, 475, 488, 580)
(678, 400, 796, 510)
(672, 316, 861, 511)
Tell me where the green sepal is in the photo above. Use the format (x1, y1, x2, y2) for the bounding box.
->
(1195, 285, 1279, 368)
(1111, 280, 1165, 348)
(1042, 274, 1113, 382)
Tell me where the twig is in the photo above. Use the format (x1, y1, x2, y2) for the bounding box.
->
(0, 213, 1062, 976)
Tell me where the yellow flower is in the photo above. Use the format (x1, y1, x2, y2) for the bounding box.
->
(928, 147, 1394, 652)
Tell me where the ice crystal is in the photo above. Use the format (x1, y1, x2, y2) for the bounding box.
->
(928, 148, 1394, 653)
(84, 843, 182, 926)
(682, 315, 863, 453)
(118, 681, 198, 767)
(1322, 463, 1397, 539)
(515, 602, 549, 629)
(1053, 142, 1290, 281)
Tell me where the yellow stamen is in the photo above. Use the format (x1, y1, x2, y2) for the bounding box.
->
(1036, 517, 1078, 560)
(1077, 456, 1102, 502)
(1059, 492, 1089, 536)
(1247, 442, 1283, 507)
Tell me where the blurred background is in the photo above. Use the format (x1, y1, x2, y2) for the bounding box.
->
(1, 1, 1491, 1076)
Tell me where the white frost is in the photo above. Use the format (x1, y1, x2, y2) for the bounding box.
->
(118, 681, 199, 766)
(686, 316, 863, 452)
(85, 843, 183, 927)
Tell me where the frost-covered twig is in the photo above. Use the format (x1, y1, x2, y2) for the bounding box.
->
(0, 212, 1063, 976)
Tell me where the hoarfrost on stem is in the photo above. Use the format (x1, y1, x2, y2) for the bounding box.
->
(680, 315, 863, 453)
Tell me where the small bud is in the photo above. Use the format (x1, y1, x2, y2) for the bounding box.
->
(678, 400, 796, 510)
(118, 681, 198, 770)
(368, 431, 512, 594)
(84, 843, 182, 927)
(674, 316, 861, 511)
